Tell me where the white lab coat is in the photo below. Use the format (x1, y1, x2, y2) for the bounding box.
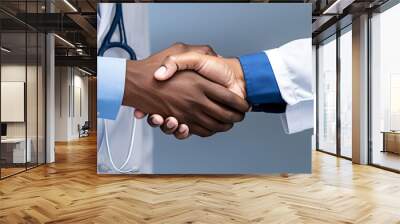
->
(266, 38, 314, 134)
(97, 3, 153, 174)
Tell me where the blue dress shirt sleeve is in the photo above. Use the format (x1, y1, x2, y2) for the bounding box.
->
(238, 52, 286, 113)
(97, 56, 126, 120)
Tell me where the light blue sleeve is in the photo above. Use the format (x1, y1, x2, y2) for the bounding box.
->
(97, 57, 126, 120)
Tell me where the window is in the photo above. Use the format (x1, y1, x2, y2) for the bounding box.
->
(318, 35, 337, 155)
(370, 2, 400, 171)
(316, 23, 353, 159)
(339, 26, 352, 158)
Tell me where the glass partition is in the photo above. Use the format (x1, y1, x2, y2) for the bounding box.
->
(0, 1, 46, 179)
(28, 0, 37, 170)
(27, 31, 38, 169)
(317, 34, 337, 154)
(38, 32, 45, 165)
(1, 30, 28, 178)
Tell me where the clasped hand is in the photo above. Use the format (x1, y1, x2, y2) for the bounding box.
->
(122, 43, 248, 139)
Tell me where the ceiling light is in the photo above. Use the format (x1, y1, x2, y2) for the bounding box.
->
(54, 34, 75, 48)
(323, 0, 354, 15)
(78, 67, 93, 76)
(1, 47, 11, 53)
(63, 0, 78, 12)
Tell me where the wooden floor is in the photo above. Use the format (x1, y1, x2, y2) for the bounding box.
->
(1, 135, 400, 224)
(1, 167, 26, 178)
(372, 150, 400, 171)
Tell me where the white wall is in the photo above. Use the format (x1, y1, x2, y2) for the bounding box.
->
(1, 65, 39, 138)
(54, 67, 89, 141)
(1, 65, 26, 140)
(1, 63, 46, 164)
(54, 66, 69, 141)
(69, 72, 89, 139)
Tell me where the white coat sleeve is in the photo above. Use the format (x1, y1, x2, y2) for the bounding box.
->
(265, 38, 314, 134)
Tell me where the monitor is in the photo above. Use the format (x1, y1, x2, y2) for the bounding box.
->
(1, 123, 7, 137)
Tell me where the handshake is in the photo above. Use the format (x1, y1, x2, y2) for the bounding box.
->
(122, 43, 250, 140)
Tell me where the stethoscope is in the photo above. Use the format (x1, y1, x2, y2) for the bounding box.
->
(98, 3, 138, 173)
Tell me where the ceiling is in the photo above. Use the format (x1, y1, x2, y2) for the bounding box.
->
(0, 0, 393, 74)
(0, 0, 97, 73)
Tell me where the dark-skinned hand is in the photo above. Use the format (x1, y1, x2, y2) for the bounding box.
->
(122, 44, 249, 137)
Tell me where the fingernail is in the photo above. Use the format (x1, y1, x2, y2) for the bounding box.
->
(154, 66, 167, 78)
(178, 125, 186, 133)
(151, 116, 161, 125)
(166, 120, 175, 129)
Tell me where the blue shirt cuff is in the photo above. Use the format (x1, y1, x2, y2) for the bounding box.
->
(97, 57, 126, 120)
(238, 52, 286, 108)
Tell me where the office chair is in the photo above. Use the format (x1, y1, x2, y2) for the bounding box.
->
(79, 121, 90, 138)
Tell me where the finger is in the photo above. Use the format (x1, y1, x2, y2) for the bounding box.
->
(190, 123, 215, 138)
(188, 44, 218, 56)
(154, 52, 207, 81)
(193, 111, 233, 133)
(169, 42, 217, 56)
(204, 82, 250, 113)
(147, 114, 164, 127)
(174, 124, 190, 140)
(134, 109, 147, 119)
(202, 98, 245, 123)
(155, 52, 233, 89)
(160, 117, 179, 134)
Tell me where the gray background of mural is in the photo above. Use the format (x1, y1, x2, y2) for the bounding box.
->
(148, 4, 312, 173)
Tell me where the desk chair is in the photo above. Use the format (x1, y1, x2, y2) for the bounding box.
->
(78, 121, 90, 138)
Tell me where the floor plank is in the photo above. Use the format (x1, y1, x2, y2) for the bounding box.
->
(1, 135, 400, 224)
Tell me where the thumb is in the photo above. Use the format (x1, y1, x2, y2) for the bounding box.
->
(154, 52, 207, 81)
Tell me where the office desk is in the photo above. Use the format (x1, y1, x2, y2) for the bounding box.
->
(1, 138, 31, 164)
(382, 131, 400, 154)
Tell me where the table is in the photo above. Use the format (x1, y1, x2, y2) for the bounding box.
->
(1, 138, 31, 164)
(381, 131, 400, 154)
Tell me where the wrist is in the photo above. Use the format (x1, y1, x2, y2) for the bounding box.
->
(226, 58, 246, 98)
(122, 60, 144, 107)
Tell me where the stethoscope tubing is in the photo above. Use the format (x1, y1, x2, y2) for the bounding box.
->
(98, 3, 136, 60)
(104, 119, 138, 173)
